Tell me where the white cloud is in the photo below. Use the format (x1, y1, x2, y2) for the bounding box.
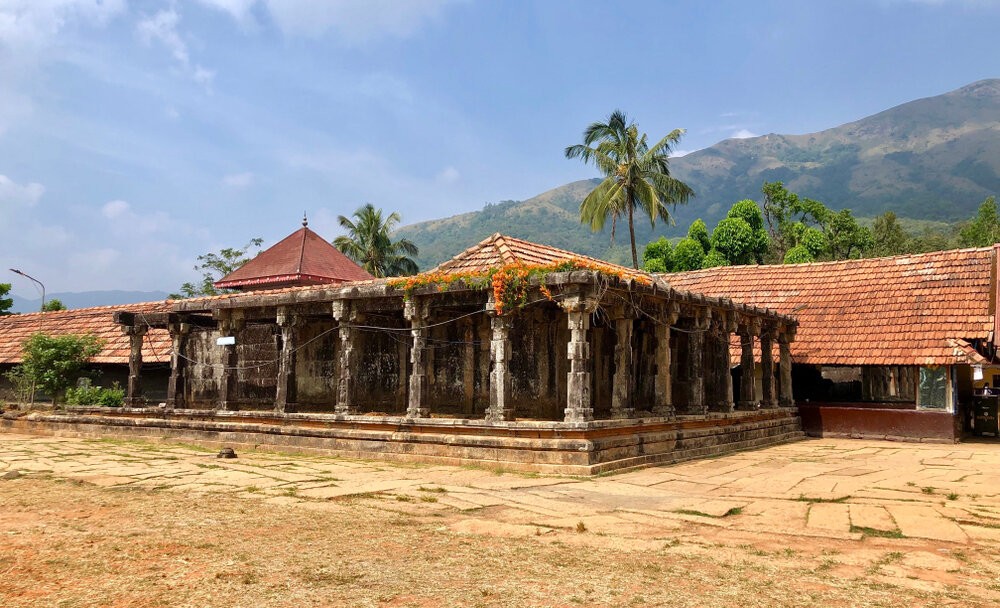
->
(136, 8, 215, 89)
(436, 166, 460, 184)
(101, 199, 129, 219)
(731, 129, 759, 139)
(0, 174, 45, 206)
(222, 171, 254, 188)
(0, 0, 125, 52)
(205, 0, 463, 44)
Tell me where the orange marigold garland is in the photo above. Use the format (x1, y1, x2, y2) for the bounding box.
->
(388, 258, 651, 315)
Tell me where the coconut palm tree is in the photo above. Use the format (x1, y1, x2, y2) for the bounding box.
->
(565, 110, 694, 268)
(334, 204, 419, 278)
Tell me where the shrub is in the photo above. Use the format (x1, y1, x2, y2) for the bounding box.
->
(65, 382, 125, 407)
(783, 245, 815, 264)
(702, 249, 730, 269)
(672, 237, 706, 271)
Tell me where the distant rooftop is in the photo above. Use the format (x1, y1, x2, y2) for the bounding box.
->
(214, 217, 373, 290)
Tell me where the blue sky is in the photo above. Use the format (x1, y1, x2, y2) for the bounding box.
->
(1, 0, 998, 296)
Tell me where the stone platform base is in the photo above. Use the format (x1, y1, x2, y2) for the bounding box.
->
(1, 407, 804, 475)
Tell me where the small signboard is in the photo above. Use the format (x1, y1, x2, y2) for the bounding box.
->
(216, 336, 236, 346)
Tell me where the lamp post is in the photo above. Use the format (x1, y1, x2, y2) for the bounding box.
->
(9, 268, 45, 312)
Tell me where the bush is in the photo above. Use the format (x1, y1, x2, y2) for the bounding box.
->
(3, 366, 34, 404)
(702, 249, 730, 268)
(672, 237, 706, 271)
(642, 237, 673, 271)
(65, 382, 125, 407)
(687, 219, 711, 253)
(644, 257, 668, 273)
(784, 245, 815, 264)
(20, 332, 104, 406)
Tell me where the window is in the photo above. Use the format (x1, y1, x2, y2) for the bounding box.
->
(918, 366, 948, 410)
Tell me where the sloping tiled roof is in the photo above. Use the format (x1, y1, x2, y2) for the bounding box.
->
(215, 225, 373, 290)
(668, 247, 997, 366)
(433, 233, 651, 281)
(0, 301, 173, 365)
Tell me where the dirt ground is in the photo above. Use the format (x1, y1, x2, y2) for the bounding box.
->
(3, 434, 1000, 607)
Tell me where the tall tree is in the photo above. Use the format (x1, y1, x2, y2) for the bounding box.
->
(870, 211, 909, 257)
(958, 196, 1000, 247)
(565, 110, 693, 268)
(334, 204, 419, 278)
(0, 283, 12, 315)
(170, 238, 264, 299)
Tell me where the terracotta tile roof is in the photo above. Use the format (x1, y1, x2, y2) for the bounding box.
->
(668, 247, 997, 366)
(214, 225, 373, 290)
(0, 301, 173, 365)
(433, 232, 651, 281)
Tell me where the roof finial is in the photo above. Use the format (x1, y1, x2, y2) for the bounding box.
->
(302, 211, 308, 228)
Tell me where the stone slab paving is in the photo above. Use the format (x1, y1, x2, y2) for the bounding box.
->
(5, 432, 1000, 547)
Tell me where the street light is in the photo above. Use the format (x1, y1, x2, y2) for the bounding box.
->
(9, 268, 45, 312)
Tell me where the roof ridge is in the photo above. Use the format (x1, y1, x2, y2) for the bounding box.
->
(0, 300, 171, 319)
(297, 225, 308, 275)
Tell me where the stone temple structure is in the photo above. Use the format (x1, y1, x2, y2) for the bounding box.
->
(91, 233, 801, 474)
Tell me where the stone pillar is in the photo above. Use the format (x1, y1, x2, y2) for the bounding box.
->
(759, 324, 778, 409)
(653, 303, 679, 417)
(686, 308, 709, 415)
(611, 307, 634, 419)
(217, 313, 243, 412)
(404, 298, 430, 418)
(275, 308, 298, 414)
(166, 321, 189, 410)
(737, 318, 760, 410)
(332, 301, 359, 415)
(123, 325, 147, 407)
(462, 316, 476, 416)
(778, 325, 796, 408)
(709, 311, 736, 413)
(486, 309, 514, 421)
(561, 292, 599, 422)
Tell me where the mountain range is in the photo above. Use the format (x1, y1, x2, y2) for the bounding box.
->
(398, 79, 1000, 268)
(9, 290, 169, 314)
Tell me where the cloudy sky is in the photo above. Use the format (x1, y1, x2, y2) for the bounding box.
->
(1, 0, 998, 296)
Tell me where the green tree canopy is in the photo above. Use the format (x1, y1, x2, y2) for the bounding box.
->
(826, 209, 872, 260)
(783, 245, 815, 264)
(710, 217, 755, 265)
(958, 196, 1000, 247)
(870, 211, 909, 257)
(642, 237, 673, 272)
(726, 199, 769, 263)
(334, 204, 419, 278)
(170, 238, 264, 299)
(688, 219, 711, 253)
(565, 110, 694, 268)
(19, 333, 104, 405)
(42, 299, 66, 312)
(0, 283, 12, 315)
(702, 248, 730, 269)
(672, 237, 705, 271)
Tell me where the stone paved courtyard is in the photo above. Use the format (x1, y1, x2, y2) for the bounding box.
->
(3, 433, 998, 544)
(4, 432, 1000, 606)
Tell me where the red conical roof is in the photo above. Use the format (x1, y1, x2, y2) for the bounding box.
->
(214, 223, 373, 290)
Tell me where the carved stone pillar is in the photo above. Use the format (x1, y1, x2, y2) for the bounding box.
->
(217, 312, 244, 412)
(611, 307, 634, 419)
(462, 315, 476, 415)
(760, 324, 778, 409)
(653, 302, 679, 417)
(561, 292, 599, 422)
(779, 325, 796, 407)
(166, 321, 189, 410)
(123, 325, 147, 407)
(737, 318, 760, 410)
(404, 298, 430, 418)
(709, 311, 736, 413)
(486, 309, 514, 421)
(275, 308, 298, 414)
(686, 308, 709, 415)
(332, 301, 359, 415)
